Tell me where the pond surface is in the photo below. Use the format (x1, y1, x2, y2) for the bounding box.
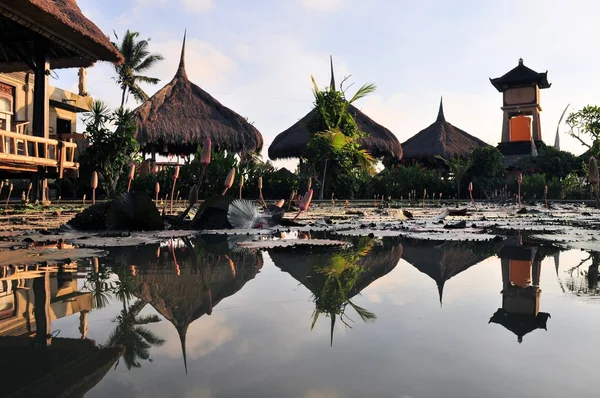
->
(1, 235, 599, 398)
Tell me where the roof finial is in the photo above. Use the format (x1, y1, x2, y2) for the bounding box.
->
(436, 96, 445, 121)
(177, 29, 187, 78)
(329, 55, 335, 91)
(518, 57, 524, 65)
(177, 325, 188, 374)
(437, 280, 445, 307)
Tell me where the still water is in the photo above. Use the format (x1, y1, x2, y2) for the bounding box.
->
(1, 235, 599, 398)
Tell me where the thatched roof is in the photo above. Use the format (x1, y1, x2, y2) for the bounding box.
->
(401, 98, 489, 161)
(490, 58, 550, 92)
(268, 58, 402, 161)
(132, 34, 263, 156)
(131, 241, 262, 373)
(0, 0, 122, 72)
(401, 241, 495, 305)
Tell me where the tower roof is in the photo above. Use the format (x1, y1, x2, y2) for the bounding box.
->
(490, 58, 551, 92)
(401, 97, 489, 160)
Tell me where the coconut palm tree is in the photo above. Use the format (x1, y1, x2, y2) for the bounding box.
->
(106, 299, 165, 370)
(112, 30, 164, 107)
(436, 155, 474, 198)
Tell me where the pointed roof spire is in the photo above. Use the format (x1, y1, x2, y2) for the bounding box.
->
(329, 55, 335, 91)
(177, 325, 189, 374)
(176, 29, 187, 79)
(436, 96, 445, 122)
(330, 314, 336, 347)
(437, 280, 445, 307)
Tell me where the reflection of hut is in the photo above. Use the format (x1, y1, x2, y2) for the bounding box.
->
(401, 241, 495, 305)
(130, 237, 263, 373)
(268, 58, 402, 163)
(489, 237, 550, 343)
(270, 238, 403, 345)
(132, 34, 263, 157)
(401, 98, 488, 164)
(0, 267, 122, 397)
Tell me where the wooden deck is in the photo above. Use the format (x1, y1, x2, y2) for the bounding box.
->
(0, 129, 79, 177)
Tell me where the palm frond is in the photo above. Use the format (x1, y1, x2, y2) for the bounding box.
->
(311, 75, 320, 95)
(348, 83, 376, 105)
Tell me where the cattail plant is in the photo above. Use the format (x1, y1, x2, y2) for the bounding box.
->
(422, 188, 427, 207)
(274, 199, 285, 208)
(239, 175, 244, 199)
(170, 165, 180, 214)
(91, 171, 98, 205)
(331, 192, 335, 207)
(517, 173, 523, 207)
(26, 182, 32, 202)
(174, 184, 199, 226)
(57, 196, 61, 205)
(0, 181, 3, 197)
(468, 182, 476, 209)
(258, 176, 266, 207)
(222, 168, 235, 195)
(544, 185, 549, 208)
(198, 137, 211, 190)
(127, 163, 135, 192)
(82, 193, 86, 206)
(589, 156, 599, 208)
(307, 178, 312, 191)
(293, 189, 313, 221)
(288, 189, 296, 210)
(155, 181, 160, 203)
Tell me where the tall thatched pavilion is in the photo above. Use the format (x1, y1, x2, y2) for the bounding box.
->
(401, 98, 488, 164)
(132, 33, 263, 157)
(268, 59, 403, 164)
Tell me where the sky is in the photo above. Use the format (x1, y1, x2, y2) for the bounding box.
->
(56, 0, 600, 170)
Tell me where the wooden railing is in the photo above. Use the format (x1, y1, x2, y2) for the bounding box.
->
(0, 129, 78, 177)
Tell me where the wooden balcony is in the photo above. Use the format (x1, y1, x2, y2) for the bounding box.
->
(0, 129, 79, 177)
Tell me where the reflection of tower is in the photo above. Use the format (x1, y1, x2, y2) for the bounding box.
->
(489, 237, 550, 343)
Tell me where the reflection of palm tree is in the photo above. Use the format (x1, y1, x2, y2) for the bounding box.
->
(309, 238, 377, 346)
(84, 259, 114, 309)
(106, 299, 165, 370)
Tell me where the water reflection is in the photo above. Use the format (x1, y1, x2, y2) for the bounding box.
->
(270, 237, 403, 345)
(0, 263, 122, 397)
(489, 237, 551, 343)
(558, 251, 600, 297)
(401, 241, 499, 305)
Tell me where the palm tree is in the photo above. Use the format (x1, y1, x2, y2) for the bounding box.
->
(112, 30, 164, 107)
(307, 76, 376, 199)
(436, 155, 474, 198)
(106, 299, 165, 370)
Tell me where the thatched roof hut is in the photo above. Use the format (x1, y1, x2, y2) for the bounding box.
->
(130, 238, 263, 373)
(132, 34, 263, 156)
(0, 0, 122, 72)
(401, 241, 496, 305)
(401, 98, 488, 161)
(268, 59, 402, 161)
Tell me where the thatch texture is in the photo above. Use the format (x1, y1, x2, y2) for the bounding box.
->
(132, 35, 263, 156)
(268, 105, 402, 161)
(0, 0, 122, 72)
(401, 241, 496, 305)
(401, 98, 489, 161)
(490, 58, 550, 92)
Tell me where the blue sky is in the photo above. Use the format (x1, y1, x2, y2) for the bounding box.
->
(57, 0, 600, 169)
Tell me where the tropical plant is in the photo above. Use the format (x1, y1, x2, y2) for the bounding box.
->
(566, 105, 600, 158)
(463, 146, 506, 196)
(79, 100, 139, 197)
(304, 75, 376, 199)
(514, 146, 582, 180)
(112, 30, 164, 107)
(106, 299, 165, 370)
(435, 155, 474, 198)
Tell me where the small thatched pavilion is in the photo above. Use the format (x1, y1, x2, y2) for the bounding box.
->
(132, 33, 263, 157)
(268, 59, 402, 162)
(401, 98, 488, 163)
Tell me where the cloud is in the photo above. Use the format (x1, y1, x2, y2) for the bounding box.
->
(182, 0, 213, 13)
(301, 0, 346, 12)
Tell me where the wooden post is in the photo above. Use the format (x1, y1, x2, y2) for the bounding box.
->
(31, 39, 50, 202)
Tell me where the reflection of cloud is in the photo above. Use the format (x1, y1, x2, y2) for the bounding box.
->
(184, 388, 213, 398)
(305, 388, 343, 398)
(163, 314, 236, 360)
